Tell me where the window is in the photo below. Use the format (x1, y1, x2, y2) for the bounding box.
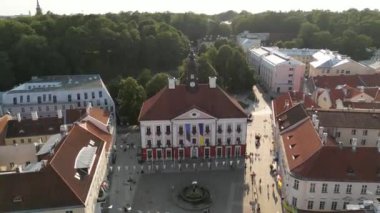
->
(309, 183, 315, 193)
(48, 94, 52, 101)
(68, 94, 72, 102)
(376, 185, 380, 195)
(99, 91, 103, 98)
(288, 74, 293, 77)
(346, 184, 352, 194)
(157, 140, 161, 147)
(335, 132, 341, 138)
(363, 130, 368, 136)
(20, 96, 23, 103)
(178, 126, 183, 135)
(236, 124, 241, 133)
(351, 129, 356, 135)
(289, 67, 294, 71)
(227, 125, 232, 133)
(307, 201, 313, 210)
(13, 97, 17, 105)
(288, 87, 293, 91)
(146, 127, 151, 135)
(84, 93, 88, 99)
(331, 201, 337, 210)
(205, 138, 210, 146)
(53, 95, 57, 103)
(322, 183, 328, 193)
(292, 197, 297, 207)
(21, 139, 24, 143)
(104, 99, 108, 105)
(343, 202, 349, 209)
(156, 126, 161, 136)
(77, 93, 80, 100)
(361, 185, 367, 194)
(27, 95, 30, 102)
(65, 211, 73, 213)
(319, 201, 325, 210)
(166, 125, 170, 135)
(334, 184, 340, 193)
(293, 180, 299, 190)
(345, 70, 350, 74)
(192, 138, 196, 145)
(217, 125, 222, 133)
(205, 125, 210, 134)
(37, 96, 41, 104)
(147, 149, 152, 160)
(43, 94, 46, 102)
(91, 92, 95, 99)
(192, 125, 197, 134)
(361, 139, 366, 145)
(288, 80, 293, 84)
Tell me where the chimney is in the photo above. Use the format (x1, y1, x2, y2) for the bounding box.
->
(322, 132, 328, 145)
(17, 113, 21, 122)
(209, 76, 217, 88)
(338, 141, 343, 149)
(31, 111, 38, 121)
(168, 77, 176, 89)
(314, 119, 319, 130)
(351, 138, 357, 152)
(86, 102, 92, 114)
(57, 109, 63, 119)
(284, 99, 289, 109)
(318, 126, 324, 137)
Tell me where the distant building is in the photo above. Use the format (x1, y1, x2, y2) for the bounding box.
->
(309, 49, 375, 77)
(272, 95, 380, 212)
(0, 75, 115, 120)
(306, 74, 380, 110)
(249, 47, 305, 94)
(279, 48, 319, 76)
(35, 0, 42, 16)
(0, 107, 114, 212)
(236, 31, 270, 53)
(138, 52, 247, 161)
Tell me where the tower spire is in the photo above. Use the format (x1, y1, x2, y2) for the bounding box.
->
(185, 50, 199, 90)
(36, 0, 42, 16)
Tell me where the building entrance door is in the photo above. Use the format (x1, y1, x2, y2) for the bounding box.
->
(191, 146, 198, 159)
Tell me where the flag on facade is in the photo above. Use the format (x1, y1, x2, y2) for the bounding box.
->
(199, 123, 204, 146)
(185, 123, 191, 145)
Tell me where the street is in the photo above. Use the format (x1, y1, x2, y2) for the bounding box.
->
(104, 85, 282, 213)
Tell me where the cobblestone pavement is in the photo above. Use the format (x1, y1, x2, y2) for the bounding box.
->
(105, 85, 282, 213)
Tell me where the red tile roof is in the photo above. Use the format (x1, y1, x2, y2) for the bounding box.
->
(6, 117, 63, 138)
(0, 109, 113, 212)
(139, 84, 247, 121)
(281, 108, 380, 182)
(65, 108, 86, 124)
(273, 92, 318, 117)
(312, 74, 380, 90)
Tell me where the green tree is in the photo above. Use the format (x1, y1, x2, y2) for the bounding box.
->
(197, 55, 217, 83)
(117, 77, 146, 124)
(145, 72, 170, 97)
(0, 51, 15, 90)
(298, 22, 320, 47)
(137, 68, 152, 87)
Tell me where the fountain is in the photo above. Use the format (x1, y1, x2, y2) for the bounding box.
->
(174, 180, 212, 210)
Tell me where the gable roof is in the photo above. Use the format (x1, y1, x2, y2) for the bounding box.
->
(312, 74, 380, 90)
(0, 108, 113, 212)
(139, 84, 247, 121)
(6, 117, 63, 138)
(313, 110, 380, 129)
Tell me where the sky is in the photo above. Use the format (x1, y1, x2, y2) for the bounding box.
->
(1, 0, 379, 16)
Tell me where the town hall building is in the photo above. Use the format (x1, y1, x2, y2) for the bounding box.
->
(138, 52, 248, 161)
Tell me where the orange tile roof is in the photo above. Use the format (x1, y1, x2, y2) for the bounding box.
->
(88, 107, 110, 125)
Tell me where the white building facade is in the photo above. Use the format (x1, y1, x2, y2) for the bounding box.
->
(0, 75, 115, 119)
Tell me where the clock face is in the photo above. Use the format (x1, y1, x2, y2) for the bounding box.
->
(190, 81, 195, 87)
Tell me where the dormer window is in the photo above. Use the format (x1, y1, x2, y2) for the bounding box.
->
(292, 154, 300, 160)
(13, 195, 22, 203)
(347, 167, 355, 176)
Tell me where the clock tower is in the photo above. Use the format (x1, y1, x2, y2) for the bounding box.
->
(186, 50, 199, 90)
